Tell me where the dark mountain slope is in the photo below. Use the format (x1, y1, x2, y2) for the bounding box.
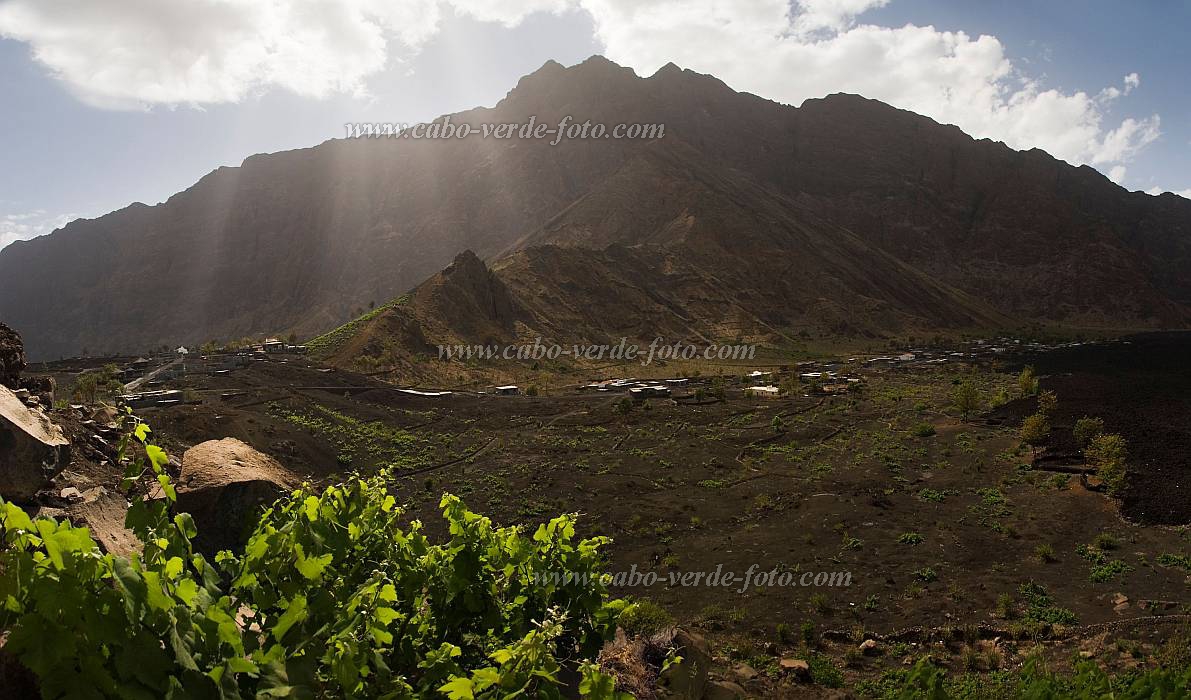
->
(2, 56, 1190, 358)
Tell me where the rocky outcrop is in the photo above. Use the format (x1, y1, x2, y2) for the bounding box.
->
(174, 438, 297, 554)
(0, 384, 70, 502)
(657, 628, 712, 699)
(0, 323, 24, 389)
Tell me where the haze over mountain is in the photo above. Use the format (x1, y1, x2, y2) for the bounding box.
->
(2, 56, 1190, 359)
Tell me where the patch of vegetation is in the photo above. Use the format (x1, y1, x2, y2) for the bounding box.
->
(304, 296, 406, 356)
(805, 652, 844, 688)
(1086, 433, 1129, 495)
(859, 657, 1191, 699)
(1088, 559, 1133, 583)
(0, 417, 626, 698)
(897, 532, 925, 546)
(1034, 543, 1056, 563)
(1019, 413, 1050, 455)
(269, 402, 438, 470)
(918, 488, 949, 503)
(1073, 415, 1106, 447)
(1018, 365, 1039, 397)
(71, 362, 123, 403)
(950, 380, 981, 419)
(1019, 582, 1077, 625)
(617, 599, 674, 637)
(1156, 553, 1191, 572)
(911, 422, 937, 437)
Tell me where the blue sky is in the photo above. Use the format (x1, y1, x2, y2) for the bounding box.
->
(1, 0, 1187, 250)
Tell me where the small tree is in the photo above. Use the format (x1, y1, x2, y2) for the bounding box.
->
(614, 396, 634, 416)
(1073, 416, 1106, 448)
(1020, 413, 1050, 456)
(1086, 433, 1128, 495)
(1018, 365, 1039, 397)
(771, 415, 785, 434)
(72, 363, 123, 404)
(951, 380, 980, 418)
(1036, 389, 1058, 415)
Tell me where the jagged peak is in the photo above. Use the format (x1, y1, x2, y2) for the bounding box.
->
(443, 250, 488, 277)
(650, 62, 683, 78)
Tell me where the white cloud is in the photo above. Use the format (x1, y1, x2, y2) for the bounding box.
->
(581, 0, 1160, 176)
(0, 210, 77, 250)
(0, 0, 445, 108)
(0, 0, 1163, 179)
(1108, 166, 1127, 184)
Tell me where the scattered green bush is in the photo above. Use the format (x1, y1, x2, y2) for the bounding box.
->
(1086, 433, 1128, 495)
(912, 422, 937, 438)
(1018, 366, 1039, 397)
(1020, 413, 1050, 454)
(617, 600, 674, 637)
(950, 380, 980, 418)
(1073, 416, 1106, 447)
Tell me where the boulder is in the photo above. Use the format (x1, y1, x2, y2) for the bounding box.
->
(658, 628, 711, 700)
(0, 323, 24, 390)
(1, 384, 69, 502)
(175, 438, 297, 554)
(704, 680, 746, 700)
(71, 487, 141, 558)
(779, 658, 810, 682)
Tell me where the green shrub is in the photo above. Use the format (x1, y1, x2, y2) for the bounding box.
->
(950, 380, 980, 418)
(1019, 413, 1050, 453)
(1035, 389, 1057, 415)
(1034, 543, 1056, 563)
(912, 422, 937, 437)
(618, 600, 674, 637)
(1073, 416, 1106, 447)
(1086, 433, 1128, 495)
(1018, 366, 1039, 397)
(0, 416, 626, 699)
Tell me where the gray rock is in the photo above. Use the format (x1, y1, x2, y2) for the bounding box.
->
(1, 384, 69, 502)
(704, 680, 747, 700)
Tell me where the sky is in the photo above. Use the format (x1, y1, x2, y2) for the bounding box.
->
(1, 0, 1188, 250)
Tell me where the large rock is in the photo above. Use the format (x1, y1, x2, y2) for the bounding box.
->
(1, 384, 69, 502)
(175, 438, 296, 554)
(657, 628, 712, 700)
(0, 323, 24, 389)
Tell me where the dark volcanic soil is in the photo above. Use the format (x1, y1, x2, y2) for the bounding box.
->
(1022, 333, 1191, 525)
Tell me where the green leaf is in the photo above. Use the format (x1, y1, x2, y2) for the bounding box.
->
(164, 556, 184, 579)
(439, 677, 475, 700)
(1, 501, 35, 532)
(272, 595, 308, 641)
(294, 548, 333, 580)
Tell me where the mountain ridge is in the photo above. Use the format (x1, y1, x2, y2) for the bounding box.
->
(3, 56, 1190, 359)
